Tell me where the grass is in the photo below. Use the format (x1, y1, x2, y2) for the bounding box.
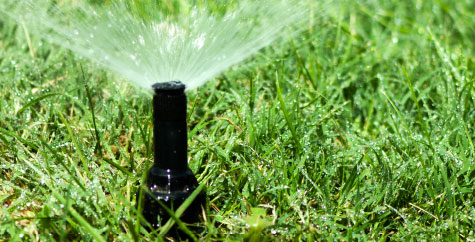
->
(1, 0, 474, 241)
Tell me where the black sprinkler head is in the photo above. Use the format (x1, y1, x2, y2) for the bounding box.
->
(138, 81, 206, 231)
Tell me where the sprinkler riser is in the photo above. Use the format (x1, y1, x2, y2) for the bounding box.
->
(152, 83, 188, 170)
(140, 81, 205, 230)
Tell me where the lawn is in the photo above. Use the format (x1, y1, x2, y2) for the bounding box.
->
(0, 0, 474, 241)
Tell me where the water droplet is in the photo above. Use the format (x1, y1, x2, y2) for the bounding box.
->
(138, 35, 145, 45)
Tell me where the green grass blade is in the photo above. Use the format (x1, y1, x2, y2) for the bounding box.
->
(158, 181, 207, 239)
(15, 93, 62, 116)
(275, 71, 302, 153)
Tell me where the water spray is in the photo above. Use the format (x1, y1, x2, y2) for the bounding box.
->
(0, 0, 314, 90)
(140, 81, 205, 229)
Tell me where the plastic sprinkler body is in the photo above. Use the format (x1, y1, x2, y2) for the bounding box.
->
(140, 81, 205, 229)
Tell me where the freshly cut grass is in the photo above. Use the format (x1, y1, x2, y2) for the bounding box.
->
(0, 0, 474, 241)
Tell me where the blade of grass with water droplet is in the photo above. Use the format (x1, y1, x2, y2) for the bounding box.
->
(16, 93, 61, 116)
(158, 181, 207, 239)
(57, 111, 92, 178)
(20, 158, 106, 242)
(275, 71, 302, 153)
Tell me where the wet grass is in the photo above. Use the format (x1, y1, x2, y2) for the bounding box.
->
(1, 0, 474, 241)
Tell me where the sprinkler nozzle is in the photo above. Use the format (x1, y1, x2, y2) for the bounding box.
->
(139, 81, 205, 231)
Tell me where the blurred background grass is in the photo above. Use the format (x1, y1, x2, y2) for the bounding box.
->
(0, 0, 474, 240)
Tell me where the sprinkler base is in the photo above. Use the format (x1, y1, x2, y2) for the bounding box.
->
(141, 167, 206, 229)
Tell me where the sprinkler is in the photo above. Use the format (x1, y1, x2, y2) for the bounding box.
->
(140, 81, 206, 229)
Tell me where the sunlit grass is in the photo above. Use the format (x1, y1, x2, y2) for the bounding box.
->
(1, 0, 474, 241)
